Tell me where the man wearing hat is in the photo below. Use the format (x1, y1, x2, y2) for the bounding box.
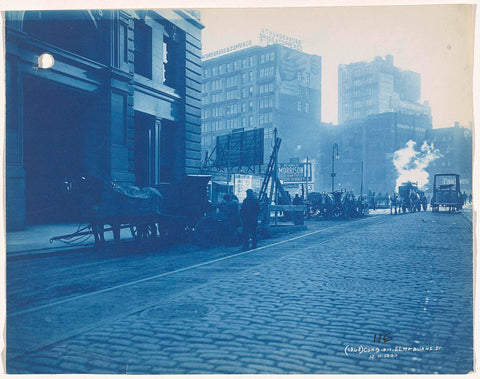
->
(240, 189, 260, 250)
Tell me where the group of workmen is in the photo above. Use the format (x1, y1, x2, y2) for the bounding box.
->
(218, 189, 260, 251)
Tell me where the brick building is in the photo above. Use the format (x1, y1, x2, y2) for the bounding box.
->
(201, 42, 322, 166)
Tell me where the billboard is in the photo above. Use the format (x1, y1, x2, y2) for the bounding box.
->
(215, 128, 264, 169)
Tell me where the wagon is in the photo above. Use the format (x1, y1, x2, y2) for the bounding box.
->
(431, 173, 463, 212)
(50, 175, 211, 246)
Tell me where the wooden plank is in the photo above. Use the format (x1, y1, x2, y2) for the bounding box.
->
(268, 205, 307, 212)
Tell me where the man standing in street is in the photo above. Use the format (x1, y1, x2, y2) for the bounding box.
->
(240, 189, 260, 251)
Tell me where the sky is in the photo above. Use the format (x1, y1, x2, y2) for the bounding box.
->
(200, 5, 474, 128)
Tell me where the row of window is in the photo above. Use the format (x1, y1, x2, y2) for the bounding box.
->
(342, 76, 378, 89)
(259, 112, 273, 124)
(203, 52, 276, 78)
(210, 93, 223, 103)
(202, 97, 273, 119)
(297, 101, 310, 113)
(259, 96, 274, 109)
(343, 99, 376, 110)
(342, 88, 376, 98)
(297, 72, 311, 84)
(204, 82, 275, 104)
(203, 67, 276, 91)
(210, 79, 222, 91)
(258, 82, 275, 94)
(259, 66, 275, 78)
(201, 112, 274, 133)
(260, 52, 275, 64)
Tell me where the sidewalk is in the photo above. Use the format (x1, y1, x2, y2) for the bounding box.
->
(6, 223, 133, 257)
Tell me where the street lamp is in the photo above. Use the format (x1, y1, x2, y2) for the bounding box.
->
(331, 143, 339, 193)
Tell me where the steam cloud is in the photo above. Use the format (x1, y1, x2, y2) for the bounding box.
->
(393, 140, 442, 191)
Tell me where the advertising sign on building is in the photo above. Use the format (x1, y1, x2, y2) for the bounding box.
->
(278, 162, 312, 182)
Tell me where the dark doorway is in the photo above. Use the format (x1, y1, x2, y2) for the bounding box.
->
(134, 111, 157, 187)
(23, 76, 96, 224)
(134, 111, 175, 187)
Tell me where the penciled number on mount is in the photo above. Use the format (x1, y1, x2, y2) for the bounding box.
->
(373, 332, 392, 343)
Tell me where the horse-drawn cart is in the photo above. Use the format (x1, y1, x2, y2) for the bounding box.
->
(50, 175, 211, 247)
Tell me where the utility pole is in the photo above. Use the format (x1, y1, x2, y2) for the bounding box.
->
(305, 156, 309, 200)
(360, 160, 364, 200)
(273, 128, 278, 205)
(331, 143, 339, 193)
(226, 132, 231, 194)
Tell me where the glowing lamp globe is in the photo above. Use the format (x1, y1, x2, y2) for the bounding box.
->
(38, 53, 55, 69)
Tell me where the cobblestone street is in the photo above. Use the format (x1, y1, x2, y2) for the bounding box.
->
(7, 210, 473, 374)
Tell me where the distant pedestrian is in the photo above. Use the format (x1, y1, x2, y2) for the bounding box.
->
(292, 193, 304, 224)
(292, 194, 303, 205)
(469, 193, 472, 204)
(240, 189, 260, 250)
(462, 192, 467, 206)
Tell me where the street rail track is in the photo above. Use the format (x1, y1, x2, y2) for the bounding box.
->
(8, 214, 390, 360)
(10, 215, 386, 318)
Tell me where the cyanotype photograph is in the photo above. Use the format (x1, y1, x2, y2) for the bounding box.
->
(4, 3, 475, 375)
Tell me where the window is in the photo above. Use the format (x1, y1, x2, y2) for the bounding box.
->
(249, 101, 253, 111)
(305, 73, 310, 84)
(119, 23, 128, 65)
(297, 72, 302, 81)
(163, 36, 177, 88)
(249, 116, 253, 127)
(297, 101, 302, 112)
(134, 20, 152, 78)
(305, 102, 310, 113)
(242, 73, 247, 83)
(249, 71, 254, 82)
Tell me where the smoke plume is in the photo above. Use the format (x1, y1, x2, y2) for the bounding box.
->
(393, 140, 442, 191)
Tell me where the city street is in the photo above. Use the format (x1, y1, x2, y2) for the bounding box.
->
(7, 209, 473, 374)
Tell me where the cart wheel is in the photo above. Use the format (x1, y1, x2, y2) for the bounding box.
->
(130, 223, 157, 240)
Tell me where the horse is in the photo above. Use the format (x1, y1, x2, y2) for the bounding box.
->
(64, 175, 163, 246)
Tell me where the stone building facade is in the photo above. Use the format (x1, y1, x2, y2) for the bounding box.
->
(6, 9, 203, 230)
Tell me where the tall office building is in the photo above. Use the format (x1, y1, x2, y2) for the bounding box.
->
(338, 55, 431, 124)
(201, 39, 322, 165)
